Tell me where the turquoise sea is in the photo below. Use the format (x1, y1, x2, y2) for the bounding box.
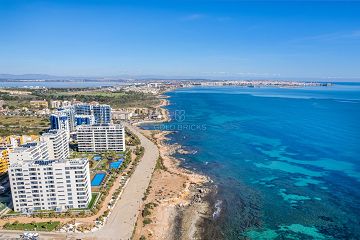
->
(142, 83, 360, 240)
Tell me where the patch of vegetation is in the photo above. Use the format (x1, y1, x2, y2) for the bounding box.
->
(3, 221, 60, 232)
(142, 202, 158, 217)
(0, 115, 49, 136)
(125, 127, 141, 146)
(142, 218, 152, 226)
(142, 185, 151, 201)
(0, 92, 35, 109)
(87, 192, 99, 209)
(31, 89, 160, 108)
(142, 207, 151, 217)
(134, 146, 145, 157)
(155, 156, 167, 171)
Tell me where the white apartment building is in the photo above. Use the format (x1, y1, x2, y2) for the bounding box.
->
(40, 130, 69, 160)
(77, 124, 125, 152)
(9, 158, 91, 212)
(9, 142, 49, 164)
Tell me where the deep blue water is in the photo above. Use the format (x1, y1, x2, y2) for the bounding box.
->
(142, 84, 360, 240)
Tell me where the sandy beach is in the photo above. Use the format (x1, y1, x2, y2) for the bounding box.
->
(132, 97, 213, 240)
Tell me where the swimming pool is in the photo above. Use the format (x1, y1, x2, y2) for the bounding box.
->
(109, 159, 124, 169)
(91, 173, 106, 186)
(93, 156, 101, 161)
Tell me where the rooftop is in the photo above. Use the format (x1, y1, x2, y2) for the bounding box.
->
(10, 158, 88, 168)
(77, 123, 123, 129)
(12, 141, 46, 153)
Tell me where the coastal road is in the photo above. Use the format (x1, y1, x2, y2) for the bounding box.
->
(0, 123, 159, 240)
(80, 123, 159, 240)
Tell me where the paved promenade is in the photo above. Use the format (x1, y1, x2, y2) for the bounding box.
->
(82, 123, 159, 240)
(0, 123, 159, 240)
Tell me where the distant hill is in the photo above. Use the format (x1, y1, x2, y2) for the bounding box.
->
(0, 74, 81, 81)
(0, 73, 208, 82)
(1, 73, 357, 82)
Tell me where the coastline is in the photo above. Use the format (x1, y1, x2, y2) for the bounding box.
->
(132, 95, 214, 240)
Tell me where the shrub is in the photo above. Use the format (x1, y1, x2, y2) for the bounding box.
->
(142, 208, 151, 217)
(143, 218, 152, 225)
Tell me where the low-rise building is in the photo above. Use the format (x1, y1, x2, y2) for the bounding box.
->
(77, 124, 125, 152)
(9, 158, 92, 212)
(112, 110, 133, 121)
(30, 100, 48, 109)
(0, 135, 39, 149)
(35, 108, 51, 115)
(50, 100, 62, 109)
(0, 147, 12, 175)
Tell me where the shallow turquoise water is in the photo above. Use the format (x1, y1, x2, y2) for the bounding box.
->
(142, 84, 360, 239)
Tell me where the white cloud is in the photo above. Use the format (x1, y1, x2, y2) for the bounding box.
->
(181, 14, 206, 21)
(298, 30, 360, 42)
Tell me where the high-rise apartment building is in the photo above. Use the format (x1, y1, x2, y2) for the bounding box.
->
(40, 130, 69, 160)
(50, 107, 76, 135)
(9, 142, 49, 164)
(50, 112, 71, 132)
(92, 105, 111, 124)
(9, 158, 91, 212)
(74, 104, 92, 115)
(74, 104, 111, 124)
(74, 115, 95, 126)
(77, 124, 125, 152)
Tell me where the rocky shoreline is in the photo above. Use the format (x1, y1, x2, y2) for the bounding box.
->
(132, 94, 217, 240)
(132, 129, 215, 240)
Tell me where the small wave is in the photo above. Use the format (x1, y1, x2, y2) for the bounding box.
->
(335, 100, 359, 103)
(212, 200, 223, 219)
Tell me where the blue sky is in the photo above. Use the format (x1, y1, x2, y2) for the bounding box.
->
(0, 0, 359, 80)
